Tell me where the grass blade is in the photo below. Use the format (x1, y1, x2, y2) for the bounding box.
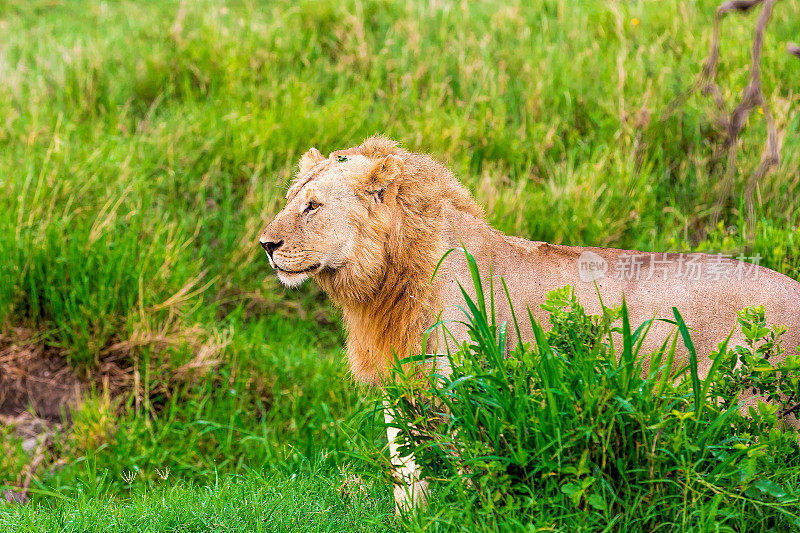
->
(672, 307, 702, 419)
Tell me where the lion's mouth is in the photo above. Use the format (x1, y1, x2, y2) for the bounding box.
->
(276, 263, 321, 275)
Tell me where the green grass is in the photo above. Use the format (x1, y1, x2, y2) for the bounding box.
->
(0, 469, 394, 532)
(1, 0, 799, 530)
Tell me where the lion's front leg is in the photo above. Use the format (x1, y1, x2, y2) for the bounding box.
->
(383, 400, 428, 513)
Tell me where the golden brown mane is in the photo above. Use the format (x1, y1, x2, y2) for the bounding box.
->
(313, 136, 483, 382)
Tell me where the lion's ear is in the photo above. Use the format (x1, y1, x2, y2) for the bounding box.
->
(365, 155, 403, 203)
(298, 147, 325, 174)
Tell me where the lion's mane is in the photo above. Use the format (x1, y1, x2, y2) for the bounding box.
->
(314, 137, 482, 382)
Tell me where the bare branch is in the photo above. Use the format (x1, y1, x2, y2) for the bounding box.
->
(695, 0, 784, 229)
(718, 0, 780, 228)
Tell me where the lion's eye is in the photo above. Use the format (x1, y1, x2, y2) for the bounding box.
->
(306, 200, 321, 212)
(336, 155, 348, 162)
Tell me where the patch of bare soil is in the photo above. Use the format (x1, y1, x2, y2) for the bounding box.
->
(0, 328, 82, 423)
(0, 328, 131, 505)
(0, 329, 74, 504)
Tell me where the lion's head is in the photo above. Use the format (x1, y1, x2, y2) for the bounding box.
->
(260, 136, 482, 300)
(259, 137, 403, 294)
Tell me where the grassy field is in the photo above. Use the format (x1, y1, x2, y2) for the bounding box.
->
(1, 0, 799, 531)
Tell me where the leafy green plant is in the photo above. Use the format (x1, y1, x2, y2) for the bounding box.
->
(718, 306, 800, 416)
(699, 305, 800, 459)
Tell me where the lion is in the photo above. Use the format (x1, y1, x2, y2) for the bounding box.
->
(259, 136, 800, 511)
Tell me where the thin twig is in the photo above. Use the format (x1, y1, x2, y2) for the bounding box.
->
(21, 432, 52, 492)
(649, 427, 664, 480)
(779, 401, 800, 419)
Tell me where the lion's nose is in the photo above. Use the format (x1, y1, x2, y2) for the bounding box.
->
(261, 239, 283, 257)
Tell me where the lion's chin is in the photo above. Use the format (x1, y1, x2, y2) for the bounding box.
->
(276, 270, 311, 288)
